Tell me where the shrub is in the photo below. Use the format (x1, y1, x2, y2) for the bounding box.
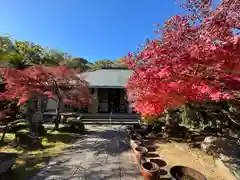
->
(8, 122, 28, 133)
(180, 101, 230, 130)
(65, 117, 85, 134)
(165, 125, 190, 140)
(152, 120, 165, 133)
(10, 131, 43, 149)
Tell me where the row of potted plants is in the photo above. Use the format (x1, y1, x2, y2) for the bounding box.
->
(128, 125, 207, 180)
(130, 133, 161, 180)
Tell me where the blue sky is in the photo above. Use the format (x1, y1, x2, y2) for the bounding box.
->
(0, 0, 219, 62)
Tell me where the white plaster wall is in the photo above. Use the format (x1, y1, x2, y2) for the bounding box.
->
(88, 88, 98, 113)
(46, 99, 57, 111)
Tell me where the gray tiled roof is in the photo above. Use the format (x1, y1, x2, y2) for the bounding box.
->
(80, 69, 133, 88)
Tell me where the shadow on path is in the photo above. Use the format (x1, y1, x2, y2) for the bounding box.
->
(68, 126, 131, 156)
(31, 125, 142, 180)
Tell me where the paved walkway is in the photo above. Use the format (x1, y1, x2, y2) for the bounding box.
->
(31, 125, 142, 180)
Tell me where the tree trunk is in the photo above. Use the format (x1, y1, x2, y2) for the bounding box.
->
(54, 100, 62, 130)
(1, 125, 8, 141)
(1, 131, 6, 141)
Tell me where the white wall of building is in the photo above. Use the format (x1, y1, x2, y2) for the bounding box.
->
(46, 99, 57, 111)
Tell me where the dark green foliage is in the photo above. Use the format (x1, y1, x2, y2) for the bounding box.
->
(152, 120, 165, 133)
(66, 57, 92, 71)
(93, 59, 114, 70)
(162, 100, 240, 139)
(8, 123, 28, 133)
(179, 101, 231, 130)
(0, 99, 20, 121)
(165, 125, 190, 139)
(201, 126, 222, 136)
(166, 108, 182, 126)
(0, 36, 91, 69)
(0, 36, 128, 72)
(146, 118, 166, 133)
(11, 132, 43, 150)
(0, 96, 24, 141)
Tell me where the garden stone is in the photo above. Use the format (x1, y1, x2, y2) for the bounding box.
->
(201, 136, 218, 154)
(201, 136, 240, 158)
(201, 136, 240, 179)
(60, 115, 67, 123)
(9, 123, 28, 133)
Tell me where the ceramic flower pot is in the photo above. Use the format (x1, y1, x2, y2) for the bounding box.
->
(130, 135, 141, 149)
(170, 166, 207, 180)
(141, 161, 160, 180)
(131, 139, 142, 150)
(134, 146, 148, 165)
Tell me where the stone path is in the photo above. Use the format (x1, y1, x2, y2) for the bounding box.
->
(31, 125, 142, 180)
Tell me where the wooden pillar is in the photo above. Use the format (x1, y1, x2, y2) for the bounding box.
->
(88, 88, 98, 113)
(95, 88, 99, 113)
(128, 102, 132, 113)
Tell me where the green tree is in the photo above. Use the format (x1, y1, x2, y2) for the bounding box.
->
(93, 59, 114, 70)
(114, 57, 128, 68)
(14, 40, 44, 65)
(0, 36, 15, 67)
(0, 36, 14, 54)
(42, 49, 70, 66)
(0, 38, 42, 69)
(0, 36, 70, 68)
(66, 57, 92, 71)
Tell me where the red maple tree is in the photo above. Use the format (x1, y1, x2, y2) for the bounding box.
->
(0, 65, 90, 129)
(126, 0, 240, 116)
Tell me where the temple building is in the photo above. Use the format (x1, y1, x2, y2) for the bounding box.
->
(44, 68, 134, 114)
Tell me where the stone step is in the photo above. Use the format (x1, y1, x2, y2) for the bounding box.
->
(43, 113, 140, 119)
(82, 118, 139, 125)
(83, 117, 139, 120)
(82, 115, 139, 119)
(82, 118, 139, 122)
(82, 121, 139, 125)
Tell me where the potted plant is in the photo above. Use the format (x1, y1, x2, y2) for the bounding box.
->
(126, 125, 134, 136)
(133, 124, 154, 138)
(170, 166, 207, 180)
(141, 161, 160, 180)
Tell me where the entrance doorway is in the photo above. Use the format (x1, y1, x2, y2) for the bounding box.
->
(108, 89, 120, 113)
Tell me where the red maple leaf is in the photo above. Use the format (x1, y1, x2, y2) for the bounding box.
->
(126, 0, 240, 116)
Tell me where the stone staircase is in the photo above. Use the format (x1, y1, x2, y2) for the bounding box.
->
(81, 113, 140, 125)
(42, 112, 140, 125)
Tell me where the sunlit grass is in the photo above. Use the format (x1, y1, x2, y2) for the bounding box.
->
(0, 128, 78, 179)
(0, 133, 23, 154)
